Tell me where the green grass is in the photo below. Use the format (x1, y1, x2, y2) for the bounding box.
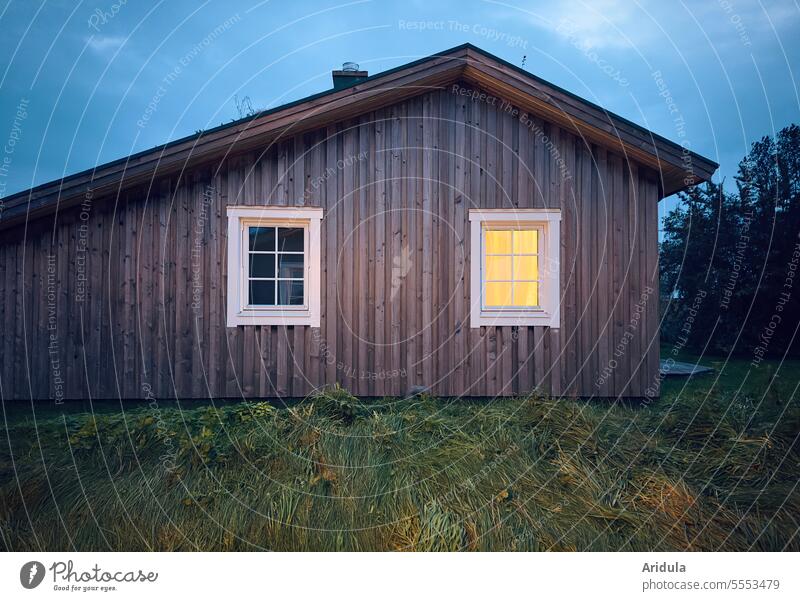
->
(2, 357, 799, 551)
(660, 348, 800, 402)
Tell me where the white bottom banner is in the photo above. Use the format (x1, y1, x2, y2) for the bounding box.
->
(1, 552, 796, 599)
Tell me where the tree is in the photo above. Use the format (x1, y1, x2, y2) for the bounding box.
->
(234, 94, 257, 119)
(660, 124, 800, 358)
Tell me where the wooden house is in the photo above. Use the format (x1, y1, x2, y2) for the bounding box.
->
(0, 44, 717, 401)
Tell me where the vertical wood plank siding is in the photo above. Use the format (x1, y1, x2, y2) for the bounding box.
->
(0, 86, 661, 400)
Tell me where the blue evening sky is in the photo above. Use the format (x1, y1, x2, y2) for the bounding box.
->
(1, 0, 798, 221)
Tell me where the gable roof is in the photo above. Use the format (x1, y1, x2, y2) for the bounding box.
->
(0, 43, 717, 230)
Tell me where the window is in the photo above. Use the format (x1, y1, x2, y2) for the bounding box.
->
(247, 226, 305, 306)
(469, 209, 561, 327)
(226, 206, 322, 326)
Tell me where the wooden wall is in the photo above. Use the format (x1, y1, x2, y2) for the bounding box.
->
(0, 85, 661, 401)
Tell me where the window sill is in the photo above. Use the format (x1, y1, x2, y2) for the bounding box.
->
(470, 309, 560, 328)
(227, 308, 319, 327)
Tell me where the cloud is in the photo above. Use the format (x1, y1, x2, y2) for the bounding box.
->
(514, 0, 800, 52)
(514, 0, 641, 50)
(85, 35, 126, 54)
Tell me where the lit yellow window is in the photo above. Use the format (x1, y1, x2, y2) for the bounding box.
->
(483, 228, 540, 308)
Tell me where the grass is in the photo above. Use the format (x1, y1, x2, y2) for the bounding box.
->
(1, 355, 798, 551)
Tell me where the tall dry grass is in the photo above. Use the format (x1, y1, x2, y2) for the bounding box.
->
(1, 385, 798, 551)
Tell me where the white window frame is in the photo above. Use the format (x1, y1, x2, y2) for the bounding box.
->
(469, 208, 561, 328)
(226, 206, 322, 327)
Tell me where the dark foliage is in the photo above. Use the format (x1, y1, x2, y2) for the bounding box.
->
(661, 124, 800, 357)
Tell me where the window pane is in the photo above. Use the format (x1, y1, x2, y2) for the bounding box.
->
(249, 253, 275, 278)
(513, 229, 538, 254)
(485, 255, 511, 281)
(514, 282, 539, 307)
(484, 282, 512, 307)
(485, 230, 512, 254)
(513, 256, 538, 281)
(278, 227, 304, 252)
(249, 227, 275, 251)
(278, 253, 304, 279)
(249, 280, 276, 305)
(278, 280, 304, 305)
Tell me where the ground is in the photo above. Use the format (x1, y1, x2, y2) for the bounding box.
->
(1, 350, 798, 551)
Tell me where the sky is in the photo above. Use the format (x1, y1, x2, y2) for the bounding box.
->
(1, 0, 799, 221)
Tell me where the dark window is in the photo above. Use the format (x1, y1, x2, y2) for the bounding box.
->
(277, 227, 304, 252)
(249, 280, 276, 305)
(249, 254, 276, 278)
(277, 280, 304, 305)
(247, 225, 305, 306)
(249, 227, 276, 251)
(278, 253, 304, 279)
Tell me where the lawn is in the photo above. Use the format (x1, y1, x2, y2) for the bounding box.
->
(1, 353, 798, 551)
